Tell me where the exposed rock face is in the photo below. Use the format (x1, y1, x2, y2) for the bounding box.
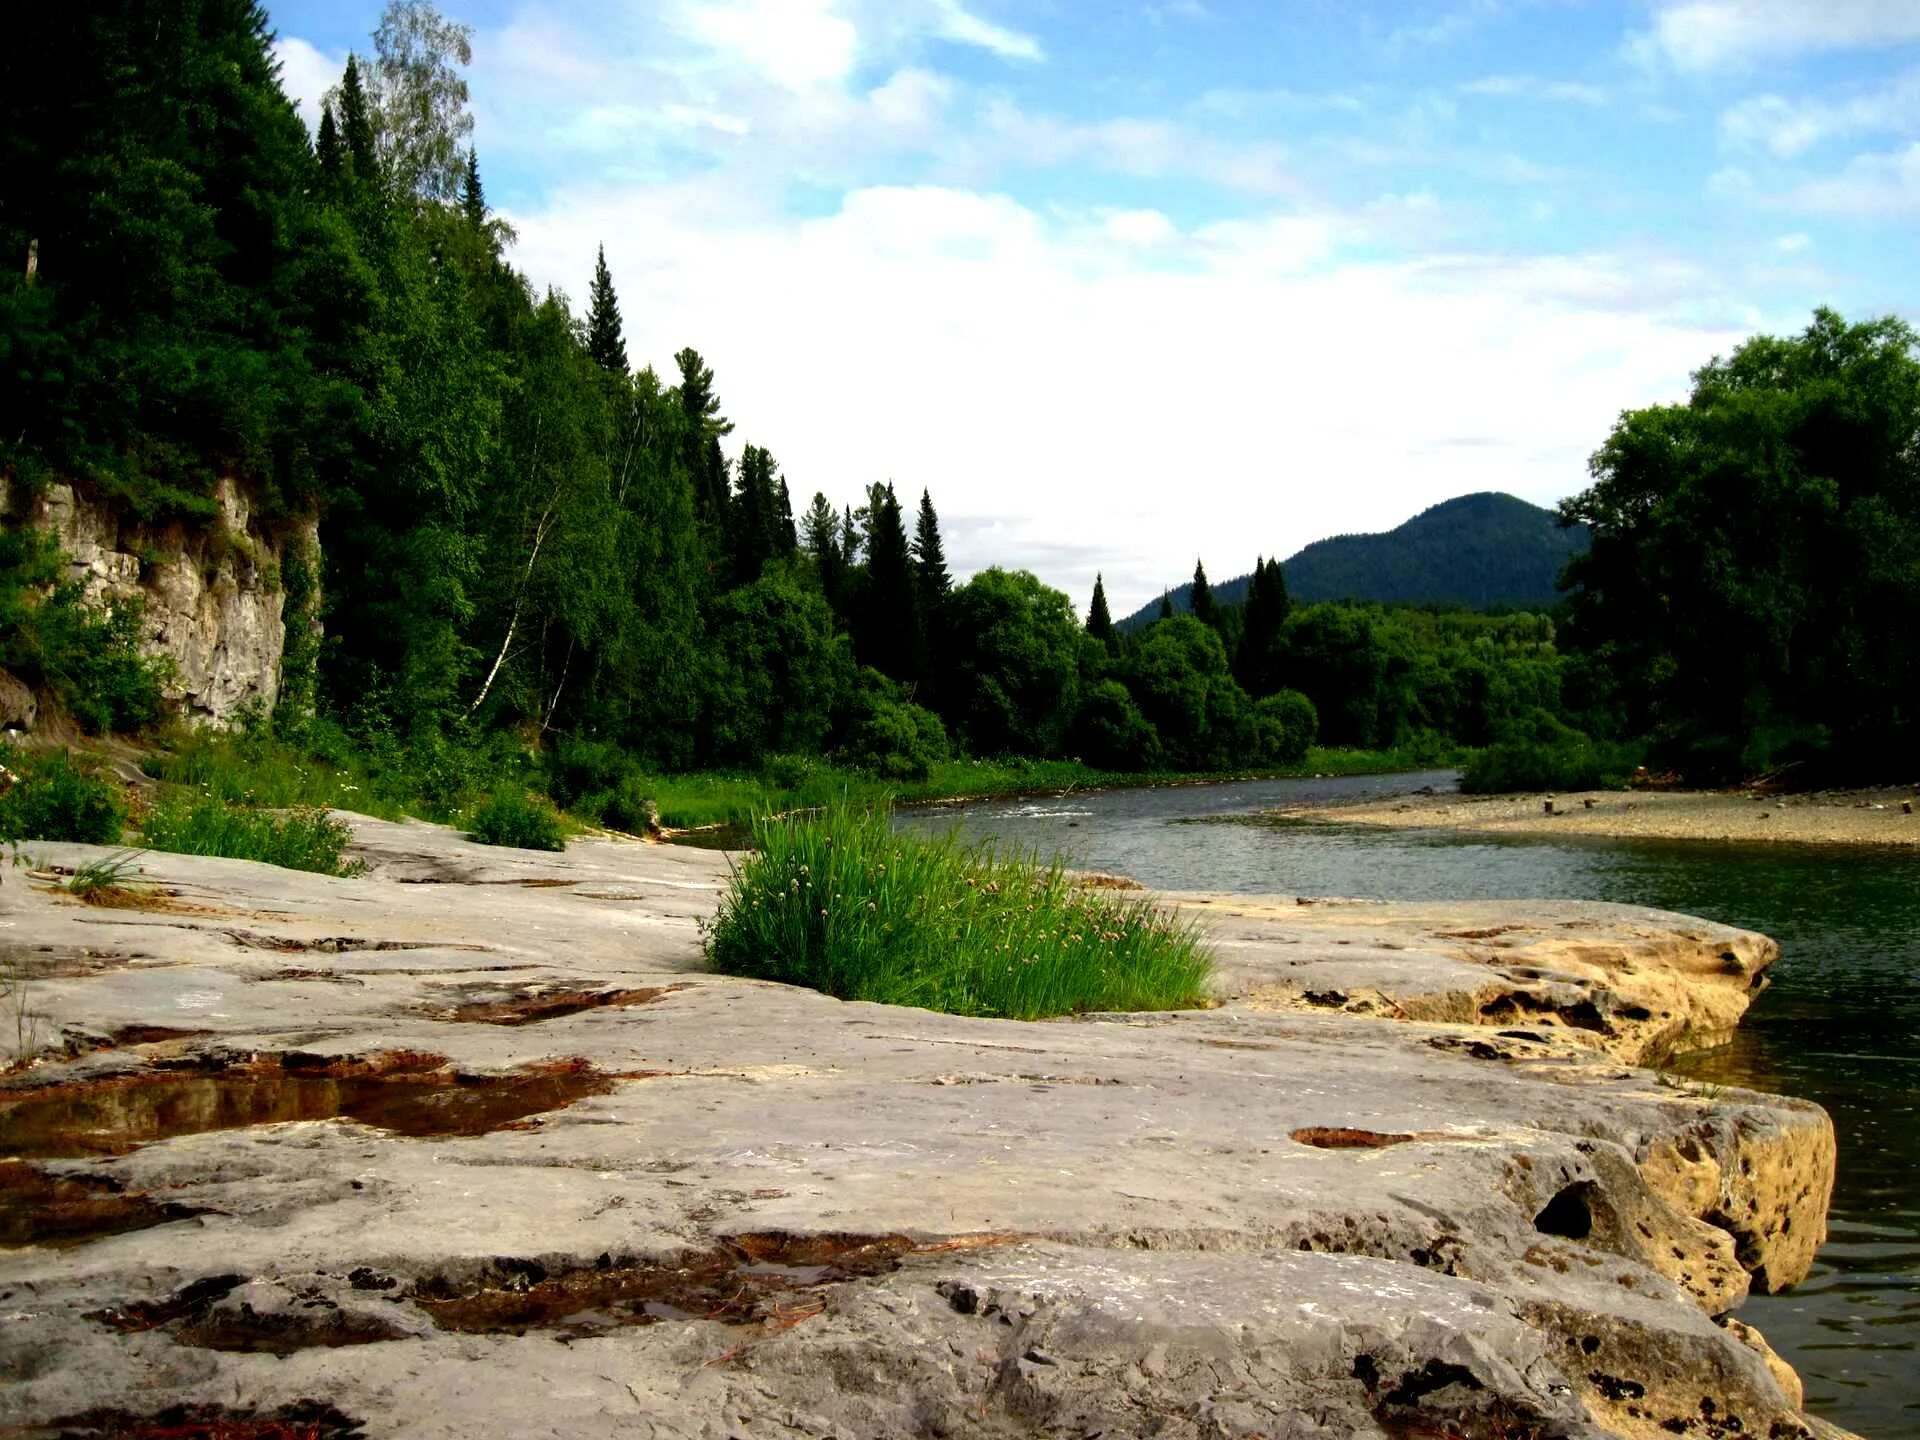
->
(0, 668, 34, 732)
(0, 820, 1848, 1439)
(0, 476, 315, 727)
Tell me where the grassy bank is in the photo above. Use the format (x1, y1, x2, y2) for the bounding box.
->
(706, 804, 1213, 1019)
(649, 745, 1459, 831)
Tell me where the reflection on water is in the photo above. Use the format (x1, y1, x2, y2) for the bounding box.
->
(899, 772, 1920, 1438)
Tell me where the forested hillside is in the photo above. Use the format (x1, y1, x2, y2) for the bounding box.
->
(3, 1, 1914, 848)
(1124, 493, 1588, 626)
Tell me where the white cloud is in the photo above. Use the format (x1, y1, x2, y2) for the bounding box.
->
(1634, 0, 1920, 71)
(679, 0, 858, 89)
(1786, 142, 1920, 214)
(930, 0, 1043, 61)
(1721, 69, 1920, 159)
(504, 182, 1753, 611)
(1460, 74, 1607, 106)
(1773, 232, 1813, 251)
(271, 36, 345, 132)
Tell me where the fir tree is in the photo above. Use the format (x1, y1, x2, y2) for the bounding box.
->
(841, 505, 860, 566)
(1158, 591, 1175, 621)
(912, 489, 950, 609)
(803, 492, 843, 612)
(586, 245, 627, 374)
(856, 482, 920, 682)
(729, 443, 787, 583)
(460, 145, 485, 226)
(338, 53, 378, 183)
(1087, 575, 1115, 648)
(1234, 557, 1292, 697)
(317, 102, 343, 177)
(675, 348, 733, 535)
(778, 478, 797, 552)
(1189, 560, 1216, 629)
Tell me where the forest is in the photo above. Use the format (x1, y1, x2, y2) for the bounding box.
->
(3, 1, 1917, 854)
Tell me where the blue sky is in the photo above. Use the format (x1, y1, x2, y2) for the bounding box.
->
(269, 1, 1919, 610)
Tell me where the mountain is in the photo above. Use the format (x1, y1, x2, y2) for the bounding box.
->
(1121, 492, 1587, 626)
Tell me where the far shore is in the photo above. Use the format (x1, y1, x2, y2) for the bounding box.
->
(1285, 783, 1920, 847)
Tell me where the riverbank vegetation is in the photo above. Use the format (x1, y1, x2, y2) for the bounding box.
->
(706, 805, 1212, 1019)
(3, 0, 1915, 878)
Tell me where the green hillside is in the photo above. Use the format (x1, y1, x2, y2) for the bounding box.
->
(1124, 492, 1587, 625)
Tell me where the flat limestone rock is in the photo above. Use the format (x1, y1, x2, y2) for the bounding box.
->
(0, 818, 1846, 1439)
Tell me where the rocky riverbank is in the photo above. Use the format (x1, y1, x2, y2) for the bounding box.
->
(0, 817, 1849, 1438)
(1289, 785, 1920, 848)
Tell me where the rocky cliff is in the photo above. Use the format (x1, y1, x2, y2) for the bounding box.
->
(0, 821, 1850, 1439)
(0, 476, 316, 729)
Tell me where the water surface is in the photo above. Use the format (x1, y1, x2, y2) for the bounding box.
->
(900, 772, 1920, 1438)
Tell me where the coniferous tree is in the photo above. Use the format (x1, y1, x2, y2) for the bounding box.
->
(1234, 558, 1291, 697)
(840, 505, 860, 565)
(856, 482, 920, 682)
(460, 145, 485, 226)
(912, 489, 951, 605)
(585, 245, 626, 374)
(1087, 575, 1115, 648)
(1190, 560, 1216, 630)
(1159, 591, 1175, 621)
(777, 478, 797, 552)
(674, 348, 732, 537)
(729, 444, 787, 583)
(338, 54, 378, 183)
(803, 491, 843, 612)
(317, 103, 343, 177)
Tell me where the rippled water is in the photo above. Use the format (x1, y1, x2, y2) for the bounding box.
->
(898, 772, 1920, 1438)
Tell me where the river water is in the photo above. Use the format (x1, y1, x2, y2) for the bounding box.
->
(897, 771, 1920, 1439)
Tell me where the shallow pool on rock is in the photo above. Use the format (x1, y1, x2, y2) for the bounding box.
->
(900, 771, 1920, 1439)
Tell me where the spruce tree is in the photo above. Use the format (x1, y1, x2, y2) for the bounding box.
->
(803, 492, 843, 610)
(317, 102, 343, 177)
(1087, 575, 1115, 648)
(856, 482, 920, 682)
(338, 54, 378, 183)
(1189, 560, 1216, 629)
(460, 145, 485, 226)
(841, 505, 860, 566)
(675, 348, 733, 536)
(778, 478, 797, 552)
(1234, 557, 1292, 698)
(586, 245, 627, 374)
(1158, 591, 1175, 621)
(912, 488, 950, 609)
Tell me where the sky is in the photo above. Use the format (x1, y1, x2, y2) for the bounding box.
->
(266, 0, 1918, 613)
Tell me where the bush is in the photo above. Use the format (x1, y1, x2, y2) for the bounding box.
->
(707, 804, 1213, 1020)
(139, 794, 359, 875)
(467, 788, 568, 851)
(1251, 690, 1317, 766)
(840, 697, 950, 781)
(1071, 680, 1162, 771)
(0, 750, 126, 843)
(1461, 711, 1640, 793)
(1, 528, 166, 734)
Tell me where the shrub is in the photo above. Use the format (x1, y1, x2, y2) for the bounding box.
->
(140, 794, 360, 875)
(1251, 690, 1318, 766)
(0, 751, 126, 843)
(1071, 680, 1161, 771)
(707, 804, 1213, 1020)
(840, 697, 950, 781)
(467, 789, 568, 852)
(1461, 711, 1641, 793)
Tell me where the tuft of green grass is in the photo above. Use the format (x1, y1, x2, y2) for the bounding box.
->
(140, 795, 361, 876)
(466, 789, 568, 852)
(706, 803, 1212, 1020)
(65, 849, 147, 897)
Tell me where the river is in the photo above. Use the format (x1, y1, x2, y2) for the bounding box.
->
(897, 771, 1920, 1439)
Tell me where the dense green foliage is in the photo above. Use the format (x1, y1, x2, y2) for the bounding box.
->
(0, 530, 165, 733)
(139, 794, 360, 875)
(0, 751, 125, 843)
(466, 788, 568, 851)
(8, 8, 1908, 799)
(1560, 310, 1920, 781)
(706, 805, 1212, 1019)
